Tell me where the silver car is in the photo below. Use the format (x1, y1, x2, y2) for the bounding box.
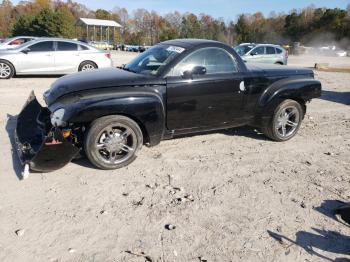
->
(234, 43, 288, 65)
(0, 38, 113, 79)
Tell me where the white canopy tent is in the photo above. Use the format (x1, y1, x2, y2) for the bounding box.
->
(77, 18, 122, 43)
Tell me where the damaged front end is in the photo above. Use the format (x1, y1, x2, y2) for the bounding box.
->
(15, 91, 80, 172)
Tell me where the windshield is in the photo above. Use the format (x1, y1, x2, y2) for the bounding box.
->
(124, 45, 185, 76)
(234, 45, 255, 56)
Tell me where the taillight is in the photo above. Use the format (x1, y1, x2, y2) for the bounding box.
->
(105, 53, 111, 59)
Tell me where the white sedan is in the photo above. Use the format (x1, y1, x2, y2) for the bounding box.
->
(0, 38, 114, 79)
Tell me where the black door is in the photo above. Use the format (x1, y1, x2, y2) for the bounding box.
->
(166, 47, 245, 130)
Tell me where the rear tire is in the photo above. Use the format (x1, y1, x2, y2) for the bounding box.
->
(79, 61, 98, 72)
(84, 115, 143, 170)
(0, 60, 15, 79)
(262, 99, 303, 142)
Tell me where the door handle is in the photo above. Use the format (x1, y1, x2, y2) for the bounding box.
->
(239, 81, 246, 92)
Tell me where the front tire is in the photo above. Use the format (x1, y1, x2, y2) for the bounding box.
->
(0, 60, 15, 79)
(84, 115, 143, 170)
(262, 99, 303, 142)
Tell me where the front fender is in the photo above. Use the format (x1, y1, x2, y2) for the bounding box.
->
(258, 77, 322, 108)
(58, 90, 166, 146)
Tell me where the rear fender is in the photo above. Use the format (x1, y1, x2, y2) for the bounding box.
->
(65, 93, 165, 146)
(254, 77, 321, 126)
(258, 77, 321, 109)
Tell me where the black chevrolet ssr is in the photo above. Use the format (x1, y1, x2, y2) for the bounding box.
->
(15, 39, 321, 172)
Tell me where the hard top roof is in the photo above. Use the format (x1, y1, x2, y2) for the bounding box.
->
(160, 39, 224, 48)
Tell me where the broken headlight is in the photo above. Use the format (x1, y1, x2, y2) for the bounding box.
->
(50, 108, 66, 127)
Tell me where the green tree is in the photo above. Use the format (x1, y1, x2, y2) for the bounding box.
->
(235, 14, 250, 43)
(12, 7, 76, 38)
(30, 8, 60, 36)
(56, 5, 75, 38)
(95, 8, 111, 20)
(284, 11, 307, 42)
(180, 13, 201, 38)
(12, 14, 34, 36)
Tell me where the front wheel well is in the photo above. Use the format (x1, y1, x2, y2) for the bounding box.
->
(118, 113, 150, 145)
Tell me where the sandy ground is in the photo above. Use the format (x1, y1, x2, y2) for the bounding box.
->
(288, 55, 350, 69)
(0, 52, 349, 262)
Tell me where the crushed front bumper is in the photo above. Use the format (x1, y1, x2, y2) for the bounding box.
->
(15, 91, 80, 172)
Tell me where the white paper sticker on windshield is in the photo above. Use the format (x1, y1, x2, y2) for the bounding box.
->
(167, 46, 185, 53)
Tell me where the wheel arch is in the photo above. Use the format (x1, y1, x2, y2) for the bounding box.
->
(253, 78, 321, 126)
(107, 112, 151, 145)
(258, 77, 321, 109)
(64, 93, 166, 146)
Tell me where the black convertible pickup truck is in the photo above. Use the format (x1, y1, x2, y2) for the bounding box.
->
(15, 39, 321, 172)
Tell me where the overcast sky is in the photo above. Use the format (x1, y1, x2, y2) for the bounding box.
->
(11, 0, 349, 20)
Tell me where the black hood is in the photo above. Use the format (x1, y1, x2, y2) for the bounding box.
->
(246, 63, 314, 77)
(44, 68, 161, 106)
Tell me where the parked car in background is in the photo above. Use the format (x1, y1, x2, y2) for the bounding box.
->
(0, 38, 113, 79)
(234, 43, 288, 65)
(89, 41, 113, 50)
(319, 46, 347, 57)
(0, 36, 37, 50)
(125, 45, 140, 52)
(15, 39, 321, 172)
(138, 45, 151, 53)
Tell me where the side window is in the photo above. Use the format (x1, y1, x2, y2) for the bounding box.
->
(276, 48, 283, 54)
(24, 38, 34, 43)
(173, 47, 238, 76)
(266, 46, 276, 55)
(79, 45, 89, 51)
(57, 42, 78, 51)
(29, 41, 54, 52)
(251, 46, 265, 55)
(10, 38, 25, 45)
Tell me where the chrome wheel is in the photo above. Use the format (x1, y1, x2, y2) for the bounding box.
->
(81, 64, 96, 71)
(95, 123, 137, 165)
(275, 106, 300, 138)
(0, 62, 11, 79)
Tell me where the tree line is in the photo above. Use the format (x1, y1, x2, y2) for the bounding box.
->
(0, 0, 349, 48)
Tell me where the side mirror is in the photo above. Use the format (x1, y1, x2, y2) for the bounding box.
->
(182, 66, 207, 79)
(192, 66, 207, 75)
(21, 48, 30, 54)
